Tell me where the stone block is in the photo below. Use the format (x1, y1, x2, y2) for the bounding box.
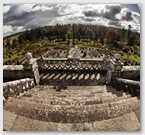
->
(93, 112, 140, 131)
(58, 123, 72, 131)
(12, 115, 58, 131)
(3, 110, 17, 131)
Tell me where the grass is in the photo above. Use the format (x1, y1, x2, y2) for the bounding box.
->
(4, 54, 23, 63)
(41, 43, 57, 48)
(24, 44, 40, 51)
(3, 37, 140, 65)
(122, 54, 140, 63)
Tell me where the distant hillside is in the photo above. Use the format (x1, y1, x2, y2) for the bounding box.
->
(3, 31, 24, 40)
(4, 24, 140, 42)
(3, 24, 140, 66)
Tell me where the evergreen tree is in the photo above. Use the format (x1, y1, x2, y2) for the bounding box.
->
(127, 25, 132, 42)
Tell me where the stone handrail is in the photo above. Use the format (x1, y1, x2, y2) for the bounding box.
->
(37, 58, 105, 70)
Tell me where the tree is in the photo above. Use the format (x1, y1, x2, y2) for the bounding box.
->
(121, 28, 126, 41)
(128, 35, 135, 46)
(72, 24, 75, 45)
(67, 33, 70, 45)
(62, 34, 66, 41)
(127, 25, 132, 42)
(6, 39, 11, 48)
(105, 28, 117, 44)
(12, 39, 19, 48)
(77, 34, 81, 41)
(18, 35, 24, 44)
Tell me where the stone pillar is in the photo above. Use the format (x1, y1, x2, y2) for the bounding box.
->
(106, 54, 124, 84)
(37, 55, 45, 70)
(23, 52, 40, 85)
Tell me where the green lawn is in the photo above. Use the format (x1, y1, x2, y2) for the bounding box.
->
(122, 54, 140, 63)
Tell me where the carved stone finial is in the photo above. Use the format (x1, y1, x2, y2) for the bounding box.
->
(114, 53, 121, 61)
(25, 52, 32, 61)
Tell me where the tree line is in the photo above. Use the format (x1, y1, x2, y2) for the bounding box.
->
(5, 24, 140, 48)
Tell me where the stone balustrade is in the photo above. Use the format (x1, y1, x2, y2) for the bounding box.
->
(3, 53, 140, 87)
(37, 57, 105, 71)
(3, 78, 35, 99)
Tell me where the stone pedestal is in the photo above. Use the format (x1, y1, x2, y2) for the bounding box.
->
(106, 55, 124, 84)
(23, 57, 40, 85)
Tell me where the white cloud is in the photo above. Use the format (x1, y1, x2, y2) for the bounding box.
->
(3, 4, 140, 36)
(3, 5, 11, 14)
(3, 25, 24, 37)
(6, 4, 54, 17)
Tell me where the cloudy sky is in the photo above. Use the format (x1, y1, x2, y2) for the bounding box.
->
(3, 4, 140, 37)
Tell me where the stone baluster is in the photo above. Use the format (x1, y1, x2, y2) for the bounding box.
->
(23, 52, 40, 85)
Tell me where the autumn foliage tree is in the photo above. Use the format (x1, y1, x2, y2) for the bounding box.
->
(105, 28, 117, 44)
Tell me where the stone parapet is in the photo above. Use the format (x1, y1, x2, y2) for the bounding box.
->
(111, 78, 140, 96)
(3, 78, 35, 99)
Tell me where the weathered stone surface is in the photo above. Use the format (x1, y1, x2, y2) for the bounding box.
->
(119, 66, 140, 80)
(3, 110, 17, 131)
(4, 111, 140, 131)
(71, 123, 85, 131)
(135, 109, 140, 122)
(109, 97, 139, 107)
(111, 78, 140, 96)
(67, 85, 106, 91)
(4, 96, 139, 123)
(11, 115, 58, 131)
(93, 112, 140, 131)
(3, 85, 140, 131)
(58, 123, 72, 131)
(84, 123, 93, 131)
(102, 95, 130, 103)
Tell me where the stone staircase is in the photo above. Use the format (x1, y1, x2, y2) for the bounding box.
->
(3, 85, 140, 131)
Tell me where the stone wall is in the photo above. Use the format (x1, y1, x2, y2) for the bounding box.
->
(3, 65, 31, 81)
(3, 78, 35, 99)
(113, 66, 140, 81)
(111, 78, 140, 96)
(3, 58, 40, 85)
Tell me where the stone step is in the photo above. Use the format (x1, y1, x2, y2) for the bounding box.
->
(57, 92, 131, 105)
(33, 85, 107, 93)
(135, 109, 140, 122)
(14, 84, 133, 107)
(51, 96, 102, 105)
(15, 84, 132, 102)
(17, 91, 130, 106)
(92, 112, 140, 131)
(17, 85, 108, 99)
(66, 85, 106, 91)
(21, 85, 107, 100)
(28, 85, 130, 98)
(101, 94, 131, 103)
(16, 92, 102, 105)
(4, 110, 140, 131)
(55, 91, 112, 98)
(17, 91, 116, 106)
(4, 97, 139, 123)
